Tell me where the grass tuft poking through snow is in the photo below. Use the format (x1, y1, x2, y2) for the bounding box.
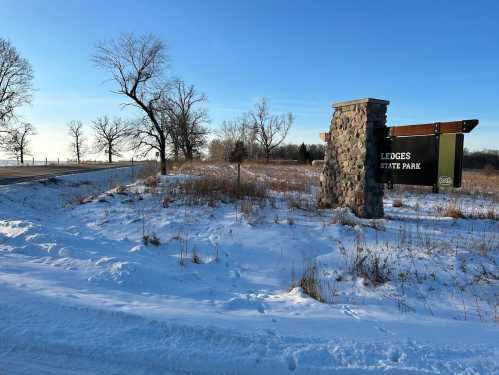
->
(142, 234, 160, 246)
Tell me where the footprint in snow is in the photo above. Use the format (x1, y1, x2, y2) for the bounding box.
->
(287, 355, 297, 371)
(343, 307, 360, 319)
(376, 325, 395, 336)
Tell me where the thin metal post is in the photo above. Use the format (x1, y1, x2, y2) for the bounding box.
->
(433, 123, 440, 194)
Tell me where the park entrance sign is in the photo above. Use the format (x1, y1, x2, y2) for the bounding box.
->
(375, 119, 478, 192)
(318, 98, 479, 218)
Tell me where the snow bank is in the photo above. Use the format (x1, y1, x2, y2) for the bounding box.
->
(0, 167, 497, 374)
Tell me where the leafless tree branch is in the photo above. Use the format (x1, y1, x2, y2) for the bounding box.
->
(92, 116, 132, 163)
(0, 121, 35, 164)
(93, 33, 170, 173)
(0, 38, 34, 126)
(67, 120, 87, 164)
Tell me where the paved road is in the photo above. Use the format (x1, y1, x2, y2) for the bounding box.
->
(0, 163, 136, 185)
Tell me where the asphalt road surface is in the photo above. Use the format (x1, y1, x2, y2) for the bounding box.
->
(0, 163, 136, 185)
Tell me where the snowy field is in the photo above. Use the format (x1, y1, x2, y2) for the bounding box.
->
(0, 164, 497, 374)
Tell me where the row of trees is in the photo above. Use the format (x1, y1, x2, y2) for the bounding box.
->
(209, 139, 325, 163)
(92, 33, 298, 169)
(67, 117, 130, 163)
(463, 149, 499, 170)
(0, 33, 312, 167)
(0, 34, 210, 167)
(0, 116, 131, 164)
(207, 96, 326, 163)
(93, 33, 209, 174)
(208, 97, 293, 162)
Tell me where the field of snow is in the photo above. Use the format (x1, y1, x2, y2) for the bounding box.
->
(0, 165, 498, 374)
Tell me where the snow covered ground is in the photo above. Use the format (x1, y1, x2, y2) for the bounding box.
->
(0, 166, 497, 374)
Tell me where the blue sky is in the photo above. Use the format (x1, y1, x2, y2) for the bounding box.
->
(1, 0, 498, 159)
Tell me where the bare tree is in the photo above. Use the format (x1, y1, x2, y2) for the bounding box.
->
(0, 38, 34, 126)
(93, 33, 169, 174)
(158, 104, 180, 160)
(249, 98, 293, 161)
(131, 116, 168, 162)
(208, 138, 225, 160)
(216, 116, 257, 161)
(1, 122, 35, 164)
(92, 116, 131, 163)
(163, 80, 209, 160)
(67, 120, 87, 164)
(217, 120, 243, 161)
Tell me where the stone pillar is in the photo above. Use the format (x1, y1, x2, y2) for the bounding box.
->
(319, 98, 389, 218)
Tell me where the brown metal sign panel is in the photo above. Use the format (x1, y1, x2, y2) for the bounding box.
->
(377, 119, 478, 137)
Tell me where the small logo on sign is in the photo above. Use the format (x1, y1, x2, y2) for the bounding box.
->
(439, 176, 452, 186)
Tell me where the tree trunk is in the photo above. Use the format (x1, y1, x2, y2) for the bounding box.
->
(173, 145, 179, 161)
(108, 150, 112, 163)
(185, 146, 193, 161)
(160, 148, 167, 175)
(237, 162, 241, 190)
(20, 150, 24, 164)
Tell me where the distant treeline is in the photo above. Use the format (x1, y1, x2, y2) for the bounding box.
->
(463, 149, 499, 170)
(269, 143, 326, 162)
(209, 140, 326, 163)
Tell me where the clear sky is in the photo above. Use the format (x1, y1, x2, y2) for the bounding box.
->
(1, 0, 498, 160)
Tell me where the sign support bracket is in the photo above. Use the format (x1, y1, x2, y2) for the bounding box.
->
(432, 123, 440, 194)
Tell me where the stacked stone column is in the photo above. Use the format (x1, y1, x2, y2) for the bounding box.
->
(319, 98, 389, 218)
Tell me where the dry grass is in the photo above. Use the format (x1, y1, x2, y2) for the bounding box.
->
(173, 162, 497, 197)
(179, 175, 268, 205)
(461, 169, 499, 200)
(191, 248, 203, 264)
(331, 209, 357, 227)
(137, 161, 160, 180)
(438, 201, 465, 219)
(169, 162, 498, 221)
(173, 161, 321, 194)
(71, 193, 96, 205)
(291, 260, 339, 304)
(297, 262, 324, 302)
(114, 185, 128, 195)
(350, 238, 392, 285)
(394, 169, 499, 202)
(436, 199, 498, 220)
(392, 198, 404, 208)
(243, 162, 320, 193)
(144, 176, 159, 189)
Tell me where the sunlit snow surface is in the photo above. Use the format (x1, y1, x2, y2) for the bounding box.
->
(0, 167, 497, 374)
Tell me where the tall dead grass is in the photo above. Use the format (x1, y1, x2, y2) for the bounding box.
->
(460, 169, 499, 202)
(137, 161, 160, 180)
(173, 161, 320, 193)
(393, 169, 499, 202)
(179, 175, 268, 205)
(436, 199, 498, 220)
